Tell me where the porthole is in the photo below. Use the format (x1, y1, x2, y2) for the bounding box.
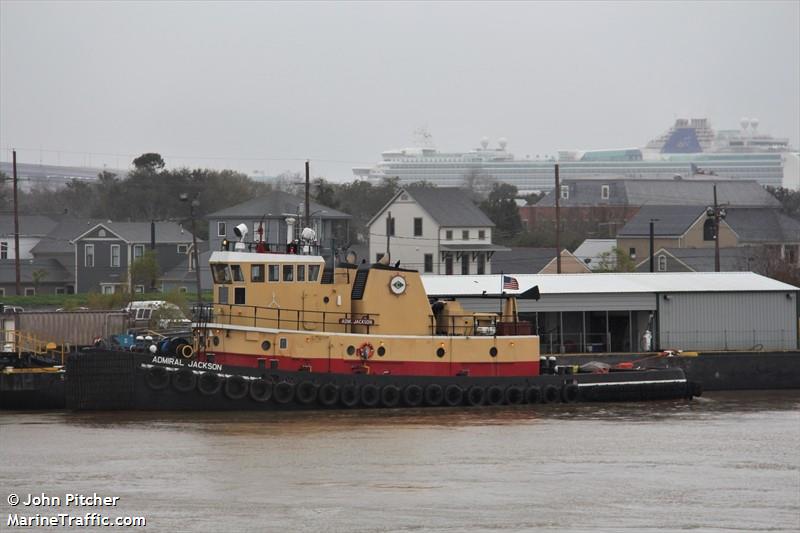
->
(261, 340, 271, 351)
(489, 347, 498, 357)
(213, 336, 220, 346)
(347, 345, 356, 356)
(377, 346, 386, 357)
(323, 296, 330, 304)
(436, 347, 445, 358)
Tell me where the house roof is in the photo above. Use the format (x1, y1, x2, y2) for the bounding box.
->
(536, 178, 779, 208)
(492, 248, 563, 274)
(440, 243, 510, 253)
(573, 239, 617, 268)
(0, 215, 58, 237)
(30, 218, 102, 255)
(637, 247, 760, 272)
(724, 209, 800, 243)
(369, 187, 494, 229)
(617, 205, 705, 237)
(0, 258, 72, 284)
(161, 250, 213, 284)
(205, 190, 351, 220)
(73, 221, 196, 244)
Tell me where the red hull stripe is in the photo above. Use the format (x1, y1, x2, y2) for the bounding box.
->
(202, 352, 539, 377)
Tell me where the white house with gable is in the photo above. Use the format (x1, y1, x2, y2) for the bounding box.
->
(367, 187, 508, 275)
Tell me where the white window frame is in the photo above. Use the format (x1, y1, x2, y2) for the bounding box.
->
(177, 244, 188, 254)
(110, 244, 120, 267)
(133, 244, 145, 260)
(0, 241, 7, 259)
(134, 285, 145, 294)
(601, 185, 610, 200)
(55, 287, 66, 295)
(179, 286, 188, 293)
(658, 255, 667, 272)
(560, 185, 569, 200)
(85, 244, 95, 267)
(0, 288, 6, 296)
(24, 287, 35, 296)
(217, 221, 227, 237)
(101, 284, 115, 295)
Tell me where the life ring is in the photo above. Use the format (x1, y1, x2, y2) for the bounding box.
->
(295, 381, 318, 405)
(380, 385, 401, 408)
(505, 385, 525, 405)
(273, 381, 295, 404)
(466, 386, 485, 406)
(357, 342, 375, 360)
(402, 384, 423, 407)
(561, 383, 579, 403)
(249, 379, 273, 403)
(360, 383, 380, 407)
(224, 375, 249, 400)
(525, 386, 541, 404)
(197, 372, 222, 396)
(172, 368, 196, 393)
(145, 366, 170, 390)
(542, 384, 560, 404)
(486, 385, 504, 406)
(318, 383, 339, 406)
(340, 383, 359, 408)
(443, 384, 463, 407)
(424, 384, 444, 406)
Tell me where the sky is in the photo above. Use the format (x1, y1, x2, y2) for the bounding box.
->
(1, 1, 798, 180)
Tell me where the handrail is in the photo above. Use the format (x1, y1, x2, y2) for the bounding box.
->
(209, 303, 380, 333)
(1, 329, 69, 365)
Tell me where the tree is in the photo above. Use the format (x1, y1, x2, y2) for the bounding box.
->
(129, 251, 160, 291)
(592, 247, 637, 272)
(311, 178, 339, 209)
(765, 186, 800, 220)
(132, 153, 166, 172)
(31, 269, 48, 292)
(479, 183, 522, 243)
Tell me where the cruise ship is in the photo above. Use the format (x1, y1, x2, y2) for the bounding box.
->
(353, 119, 799, 192)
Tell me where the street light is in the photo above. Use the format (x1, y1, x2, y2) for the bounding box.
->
(180, 193, 203, 304)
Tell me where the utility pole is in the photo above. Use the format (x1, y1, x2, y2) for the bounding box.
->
(713, 185, 721, 272)
(386, 211, 392, 262)
(190, 198, 202, 304)
(649, 219, 657, 272)
(12, 150, 21, 295)
(554, 163, 562, 274)
(304, 160, 310, 230)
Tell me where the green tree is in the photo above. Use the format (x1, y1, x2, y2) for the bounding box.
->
(311, 178, 339, 209)
(593, 247, 636, 272)
(479, 183, 522, 243)
(765, 186, 800, 220)
(132, 153, 166, 172)
(129, 251, 160, 291)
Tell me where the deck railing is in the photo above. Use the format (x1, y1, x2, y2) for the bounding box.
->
(204, 303, 379, 334)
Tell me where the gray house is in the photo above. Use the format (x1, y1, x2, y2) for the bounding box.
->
(72, 222, 196, 294)
(161, 246, 212, 294)
(205, 191, 351, 255)
(0, 258, 73, 296)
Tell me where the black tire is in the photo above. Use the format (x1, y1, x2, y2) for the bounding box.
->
(561, 383, 579, 403)
(197, 372, 222, 396)
(487, 385, 504, 406)
(524, 386, 541, 404)
(424, 384, 444, 406)
(340, 383, 359, 408)
(380, 385, 401, 408)
(273, 381, 295, 404)
(402, 384, 423, 407)
(296, 381, 318, 405)
(318, 383, 339, 406)
(360, 383, 380, 407)
(224, 375, 249, 400)
(145, 366, 170, 390)
(505, 385, 524, 405)
(690, 381, 703, 398)
(172, 368, 196, 393)
(443, 384, 463, 407)
(249, 379, 273, 403)
(542, 384, 560, 404)
(466, 386, 485, 406)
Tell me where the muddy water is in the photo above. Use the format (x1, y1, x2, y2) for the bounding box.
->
(1, 391, 798, 532)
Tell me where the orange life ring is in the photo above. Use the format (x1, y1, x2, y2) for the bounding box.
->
(357, 342, 374, 360)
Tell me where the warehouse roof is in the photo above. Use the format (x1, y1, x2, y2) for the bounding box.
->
(422, 271, 798, 297)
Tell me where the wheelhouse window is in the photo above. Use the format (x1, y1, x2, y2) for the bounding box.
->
(283, 264, 294, 281)
(251, 264, 265, 282)
(230, 264, 244, 282)
(85, 244, 95, 267)
(234, 287, 246, 305)
(308, 264, 321, 282)
(268, 265, 279, 282)
(218, 286, 229, 304)
(211, 264, 232, 284)
(297, 264, 306, 281)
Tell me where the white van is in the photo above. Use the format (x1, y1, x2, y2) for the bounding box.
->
(126, 301, 191, 329)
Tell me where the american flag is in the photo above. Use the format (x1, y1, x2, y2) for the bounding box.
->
(502, 275, 519, 290)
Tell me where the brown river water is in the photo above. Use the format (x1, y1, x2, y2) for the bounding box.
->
(1, 391, 798, 532)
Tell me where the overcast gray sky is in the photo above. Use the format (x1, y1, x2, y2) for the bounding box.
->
(1, 1, 798, 179)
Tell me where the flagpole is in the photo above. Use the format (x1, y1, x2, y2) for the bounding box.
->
(499, 271, 504, 322)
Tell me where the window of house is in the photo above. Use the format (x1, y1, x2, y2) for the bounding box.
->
(133, 244, 144, 260)
(24, 287, 35, 296)
(268, 265, 279, 282)
(462, 230, 469, 240)
(297, 264, 306, 281)
(179, 287, 188, 293)
(85, 244, 95, 267)
(560, 185, 569, 200)
(251, 264, 265, 282)
(110, 244, 120, 267)
(101, 285, 114, 295)
(414, 218, 423, 236)
(424, 254, 433, 273)
(478, 230, 485, 240)
(283, 264, 294, 281)
(177, 244, 188, 254)
(135, 285, 145, 294)
(658, 255, 667, 272)
(217, 222, 227, 237)
(55, 287, 65, 295)
(445, 230, 453, 240)
(601, 185, 610, 200)
(629, 247, 636, 259)
(308, 264, 320, 282)
(0, 288, 5, 296)
(98, 229, 106, 237)
(0, 242, 7, 259)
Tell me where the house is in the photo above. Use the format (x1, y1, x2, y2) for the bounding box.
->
(573, 239, 618, 271)
(634, 247, 759, 273)
(205, 191, 351, 255)
(520, 178, 780, 234)
(29, 218, 101, 293)
(72, 221, 196, 294)
(492, 248, 591, 274)
(0, 258, 73, 296)
(0, 214, 58, 260)
(367, 187, 508, 275)
(160, 246, 213, 294)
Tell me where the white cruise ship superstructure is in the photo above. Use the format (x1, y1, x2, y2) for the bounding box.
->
(354, 119, 799, 192)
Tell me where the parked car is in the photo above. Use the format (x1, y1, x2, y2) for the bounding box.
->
(125, 301, 191, 330)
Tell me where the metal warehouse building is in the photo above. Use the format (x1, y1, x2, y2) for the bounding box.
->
(422, 272, 799, 354)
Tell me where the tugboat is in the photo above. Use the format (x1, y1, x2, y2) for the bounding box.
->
(67, 223, 700, 410)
